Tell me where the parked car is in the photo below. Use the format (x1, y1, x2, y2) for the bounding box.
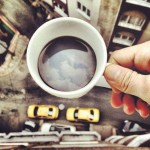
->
(66, 107, 100, 123)
(27, 104, 59, 119)
(40, 123, 76, 133)
(22, 120, 39, 132)
(120, 120, 150, 135)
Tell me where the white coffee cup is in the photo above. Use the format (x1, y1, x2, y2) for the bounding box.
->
(27, 17, 107, 98)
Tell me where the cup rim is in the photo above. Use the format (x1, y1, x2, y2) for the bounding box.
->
(27, 17, 107, 98)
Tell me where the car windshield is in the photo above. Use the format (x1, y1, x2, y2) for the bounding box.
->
(34, 106, 38, 116)
(48, 108, 53, 116)
(74, 109, 78, 119)
(89, 110, 94, 120)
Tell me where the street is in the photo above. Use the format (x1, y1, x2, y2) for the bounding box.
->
(0, 78, 149, 133)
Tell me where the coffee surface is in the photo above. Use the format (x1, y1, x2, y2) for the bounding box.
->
(38, 36, 96, 91)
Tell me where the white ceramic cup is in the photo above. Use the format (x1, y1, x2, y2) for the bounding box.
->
(27, 17, 107, 98)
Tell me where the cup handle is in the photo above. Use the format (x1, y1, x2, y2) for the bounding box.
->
(95, 63, 111, 88)
(95, 75, 111, 88)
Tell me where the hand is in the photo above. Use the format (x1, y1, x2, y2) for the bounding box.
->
(104, 41, 150, 118)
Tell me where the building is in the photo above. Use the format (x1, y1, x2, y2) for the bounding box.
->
(108, 0, 150, 54)
(23, 0, 150, 54)
(67, 0, 101, 31)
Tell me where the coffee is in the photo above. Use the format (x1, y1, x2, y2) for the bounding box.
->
(38, 36, 96, 92)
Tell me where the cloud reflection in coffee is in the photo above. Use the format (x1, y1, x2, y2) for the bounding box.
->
(38, 36, 96, 91)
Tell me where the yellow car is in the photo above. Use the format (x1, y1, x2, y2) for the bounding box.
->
(66, 107, 100, 123)
(27, 105, 59, 119)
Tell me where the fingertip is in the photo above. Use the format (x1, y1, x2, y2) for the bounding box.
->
(111, 92, 123, 108)
(123, 105, 135, 115)
(123, 94, 135, 115)
(136, 100, 150, 118)
(140, 113, 149, 118)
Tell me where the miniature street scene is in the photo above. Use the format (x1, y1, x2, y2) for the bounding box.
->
(0, 0, 150, 149)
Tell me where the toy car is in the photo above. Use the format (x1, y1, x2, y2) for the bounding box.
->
(40, 123, 76, 133)
(66, 107, 100, 123)
(27, 104, 59, 119)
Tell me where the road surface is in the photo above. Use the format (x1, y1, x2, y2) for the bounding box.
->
(0, 80, 149, 133)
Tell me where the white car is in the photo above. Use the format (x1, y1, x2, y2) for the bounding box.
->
(40, 123, 76, 133)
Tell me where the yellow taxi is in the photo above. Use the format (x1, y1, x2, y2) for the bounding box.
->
(27, 105, 59, 119)
(66, 107, 100, 123)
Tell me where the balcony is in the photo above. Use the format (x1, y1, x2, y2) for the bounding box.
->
(118, 11, 146, 31)
(126, 0, 150, 8)
(118, 19, 146, 31)
(113, 38, 135, 46)
(112, 32, 135, 46)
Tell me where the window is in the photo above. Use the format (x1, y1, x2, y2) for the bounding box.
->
(34, 106, 38, 116)
(64, 127, 71, 131)
(129, 17, 135, 24)
(74, 109, 78, 119)
(115, 33, 121, 38)
(59, 5, 62, 9)
(76, 1, 91, 19)
(128, 16, 145, 26)
(89, 110, 94, 120)
(134, 17, 140, 25)
(90, 110, 94, 115)
(82, 5, 86, 12)
(122, 35, 127, 39)
(137, 18, 144, 26)
(48, 108, 53, 116)
(120, 15, 128, 22)
(87, 9, 90, 16)
(129, 37, 134, 41)
(77, 2, 81, 9)
(53, 2, 57, 6)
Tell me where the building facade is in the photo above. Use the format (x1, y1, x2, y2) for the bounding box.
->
(14, 0, 150, 54)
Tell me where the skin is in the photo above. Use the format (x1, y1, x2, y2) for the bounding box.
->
(104, 41, 150, 118)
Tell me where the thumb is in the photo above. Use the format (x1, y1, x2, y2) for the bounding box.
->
(104, 64, 150, 104)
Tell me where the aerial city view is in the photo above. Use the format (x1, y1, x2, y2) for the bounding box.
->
(0, 0, 150, 149)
